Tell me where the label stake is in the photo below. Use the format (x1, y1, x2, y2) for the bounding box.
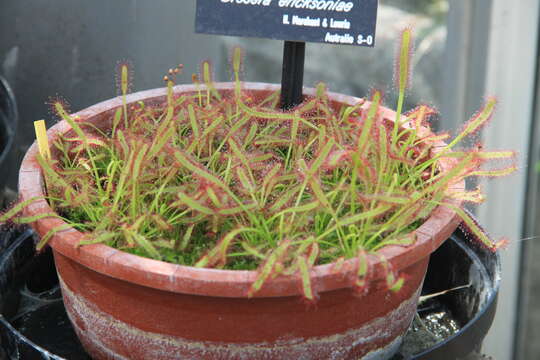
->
(280, 41, 306, 110)
(34, 120, 51, 160)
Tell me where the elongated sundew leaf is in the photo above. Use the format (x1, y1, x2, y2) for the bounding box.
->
(69, 138, 108, 154)
(441, 202, 499, 251)
(335, 204, 392, 228)
(36, 154, 75, 196)
(389, 277, 405, 292)
(187, 116, 225, 154)
(371, 233, 417, 252)
(130, 143, 149, 217)
(224, 116, 251, 144)
(187, 104, 200, 139)
(309, 138, 335, 175)
(191, 73, 203, 106)
(356, 248, 369, 278)
(308, 178, 331, 209)
(241, 242, 265, 259)
(228, 139, 253, 174)
(316, 82, 328, 103)
(307, 242, 319, 266)
(232, 47, 243, 96)
(357, 91, 381, 155)
(176, 192, 214, 215)
(154, 92, 175, 135)
(397, 28, 413, 94)
(377, 120, 389, 178)
(359, 193, 410, 205)
(173, 94, 186, 108)
(352, 248, 370, 294)
(111, 108, 123, 137)
(445, 98, 497, 150)
(248, 240, 291, 297)
(244, 122, 259, 146)
(268, 185, 302, 212)
(285, 115, 300, 166)
(55, 104, 104, 189)
(341, 100, 364, 125)
(467, 165, 518, 178)
(249, 153, 274, 164)
(411, 105, 429, 130)
(201, 60, 222, 101)
(378, 254, 404, 292)
(121, 227, 135, 248)
(438, 150, 515, 160)
(177, 223, 195, 251)
(78, 232, 117, 246)
(206, 227, 259, 267)
(233, 47, 243, 77)
(236, 167, 254, 193)
(148, 126, 175, 160)
(116, 129, 129, 156)
(174, 151, 227, 190)
(121, 64, 129, 95)
(272, 201, 319, 218)
(206, 187, 222, 207)
(0, 196, 44, 223)
(202, 61, 212, 85)
(55, 103, 88, 145)
(415, 132, 451, 146)
(151, 214, 172, 231)
(316, 124, 327, 152)
(393, 28, 414, 144)
(218, 202, 258, 215)
(130, 215, 147, 233)
(420, 154, 475, 196)
(131, 232, 162, 260)
(237, 100, 320, 131)
(13, 212, 61, 224)
(325, 150, 351, 169)
(447, 188, 486, 204)
(297, 256, 315, 301)
(254, 137, 293, 146)
(399, 106, 428, 157)
(36, 223, 73, 251)
(111, 144, 136, 211)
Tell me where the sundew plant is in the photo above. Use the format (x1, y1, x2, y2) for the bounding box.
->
(4, 30, 516, 300)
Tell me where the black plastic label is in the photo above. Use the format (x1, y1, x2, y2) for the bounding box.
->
(195, 0, 378, 47)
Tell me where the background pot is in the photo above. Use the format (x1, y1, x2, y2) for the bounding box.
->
(18, 83, 463, 360)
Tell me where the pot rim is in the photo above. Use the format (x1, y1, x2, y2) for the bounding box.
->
(18, 82, 463, 298)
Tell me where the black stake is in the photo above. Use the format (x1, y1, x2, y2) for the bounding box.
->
(280, 41, 306, 110)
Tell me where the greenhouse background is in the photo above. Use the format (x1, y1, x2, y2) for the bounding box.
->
(0, 0, 539, 358)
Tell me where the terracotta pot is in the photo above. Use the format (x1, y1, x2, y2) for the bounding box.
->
(18, 83, 463, 360)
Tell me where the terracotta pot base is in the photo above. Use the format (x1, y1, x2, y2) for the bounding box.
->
(64, 282, 416, 360)
(61, 276, 421, 360)
(55, 250, 427, 360)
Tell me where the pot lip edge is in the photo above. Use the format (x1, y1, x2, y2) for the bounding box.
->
(18, 81, 464, 298)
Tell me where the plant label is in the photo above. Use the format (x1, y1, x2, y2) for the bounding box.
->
(195, 0, 378, 47)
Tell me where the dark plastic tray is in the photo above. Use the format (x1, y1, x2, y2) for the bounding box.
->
(0, 75, 18, 193)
